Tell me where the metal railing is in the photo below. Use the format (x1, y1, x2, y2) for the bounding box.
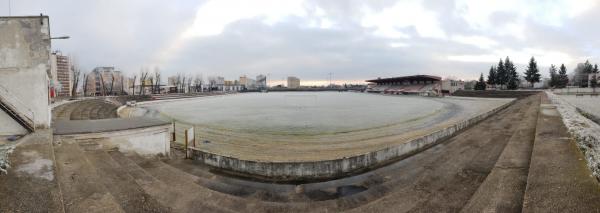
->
(0, 84, 35, 130)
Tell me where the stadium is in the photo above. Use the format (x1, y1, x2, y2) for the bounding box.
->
(122, 77, 514, 181)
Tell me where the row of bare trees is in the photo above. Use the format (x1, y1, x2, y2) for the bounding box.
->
(70, 65, 212, 97)
(173, 73, 202, 93)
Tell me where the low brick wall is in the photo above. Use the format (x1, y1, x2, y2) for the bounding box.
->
(189, 99, 517, 182)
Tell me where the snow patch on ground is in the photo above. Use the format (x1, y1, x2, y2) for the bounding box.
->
(548, 91, 600, 179)
(15, 151, 54, 181)
(0, 140, 18, 174)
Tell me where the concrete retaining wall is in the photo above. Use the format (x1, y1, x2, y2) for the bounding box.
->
(552, 88, 599, 95)
(58, 125, 171, 156)
(190, 99, 517, 181)
(0, 17, 52, 129)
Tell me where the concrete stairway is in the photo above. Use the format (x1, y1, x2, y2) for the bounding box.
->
(4, 93, 600, 212)
(0, 86, 35, 132)
(459, 93, 600, 212)
(460, 93, 540, 212)
(52, 137, 256, 212)
(52, 99, 119, 121)
(521, 94, 600, 212)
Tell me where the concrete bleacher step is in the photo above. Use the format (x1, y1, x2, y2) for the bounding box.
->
(0, 130, 63, 212)
(460, 94, 540, 212)
(163, 158, 297, 201)
(108, 151, 235, 213)
(52, 138, 125, 212)
(522, 96, 600, 212)
(79, 146, 171, 212)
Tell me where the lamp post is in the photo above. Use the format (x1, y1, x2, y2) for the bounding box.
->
(50, 36, 70, 40)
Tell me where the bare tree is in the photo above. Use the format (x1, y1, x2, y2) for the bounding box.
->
(148, 75, 155, 94)
(208, 76, 217, 91)
(131, 74, 137, 96)
(120, 75, 125, 95)
(109, 73, 115, 95)
(139, 68, 149, 95)
(186, 74, 193, 93)
(194, 74, 203, 92)
(182, 75, 187, 93)
(99, 73, 107, 96)
(175, 73, 182, 93)
(71, 65, 81, 97)
(154, 67, 161, 94)
(82, 72, 89, 96)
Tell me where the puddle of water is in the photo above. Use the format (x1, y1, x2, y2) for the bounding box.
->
(305, 185, 369, 201)
(337, 185, 368, 197)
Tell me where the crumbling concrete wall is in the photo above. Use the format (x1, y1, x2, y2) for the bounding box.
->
(548, 92, 600, 180)
(190, 99, 517, 181)
(0, 16, 52, 131)
(57, 125, 171, 156)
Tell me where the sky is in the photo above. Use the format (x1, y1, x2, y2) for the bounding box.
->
(4, 0, 600, 85)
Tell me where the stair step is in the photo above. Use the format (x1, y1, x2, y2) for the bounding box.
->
(53, 138, 125, 213)
(460, 94, 540, 212)
(108, 151, 233, 212)
(79, 147, 171, 212)
(163, 159, 287, 198)
(522, 95, 600, 212)
(0, 130, 62, 212)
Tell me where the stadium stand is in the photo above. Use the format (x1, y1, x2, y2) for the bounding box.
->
(366, 75, 441, 96)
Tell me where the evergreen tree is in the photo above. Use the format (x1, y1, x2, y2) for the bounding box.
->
(549, 64, 558, 88)
(496, 59, 507, 89)
(487, 66, 497, 87)
(584, 60, 594, 73)
(591, 75, 598, 92)
(475, 73, 487, 90)
(505, 57, 519, 90)
(524, 56, 541, 88)
(558, 64, 569, 88)
(591, 64, 599, 92)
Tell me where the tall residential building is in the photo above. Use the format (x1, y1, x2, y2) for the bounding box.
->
(239, 75, 257, 90)
(256, 74, 267, 89)
(85, 67, 125, 96)
(287, 76, 300, 89)
(50, 51, 73, 96)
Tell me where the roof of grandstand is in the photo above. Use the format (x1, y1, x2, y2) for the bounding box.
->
(366, 75, 442, 84)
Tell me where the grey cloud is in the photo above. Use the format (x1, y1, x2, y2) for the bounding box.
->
(6, 0, 600, 82)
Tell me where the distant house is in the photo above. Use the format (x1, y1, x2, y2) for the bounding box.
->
(441, 79, 465, 94)
(287, 76, 300, 89)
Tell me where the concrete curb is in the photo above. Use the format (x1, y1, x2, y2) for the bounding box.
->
(189, 98, 518, 182)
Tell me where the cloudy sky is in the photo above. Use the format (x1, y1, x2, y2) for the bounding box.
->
(4, 0, 600, 85)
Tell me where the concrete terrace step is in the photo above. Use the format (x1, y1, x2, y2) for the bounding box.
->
(0, 130, 63, 212)
(522, 95, 600, 212)
(52, 138, 125, 213)
(52, 99, 119, 121)
(460, 94, 540, 212)
(347, 93, 537, 213)
(163, 158, 299, 202)
(79, 146, 170, 212)
(108, 151, 234, 213)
